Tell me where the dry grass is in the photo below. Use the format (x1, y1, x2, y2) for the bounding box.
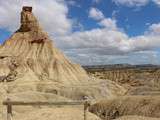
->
(115, 115, 160, 120)
(89, 96, 160, 120)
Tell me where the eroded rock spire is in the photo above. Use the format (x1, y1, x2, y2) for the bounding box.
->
(18, 6, 47, 44)
(18, 6, 39, 32)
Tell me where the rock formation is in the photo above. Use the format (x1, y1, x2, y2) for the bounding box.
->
(0, 7, 126, 103)
(0, 6, 90, 85)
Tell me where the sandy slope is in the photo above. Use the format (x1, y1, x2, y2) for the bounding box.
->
(14, 107, 101, 120)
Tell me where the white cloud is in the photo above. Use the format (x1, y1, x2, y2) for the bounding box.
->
(112, 0, 149, 7)
(58, 28, 130, 53)
(130, 35, 160, 51)
(66, 0, 81, 7)
(89, 8, 104, 20)
(99, 18, 117, 30)
(148, 23, 160, 35)
(57, 18, 160, 64)
(113, 0, 160, 7)
(153, 0, 160, 6)
(0, 0, 72, 36)
(89, 8, 118, 30)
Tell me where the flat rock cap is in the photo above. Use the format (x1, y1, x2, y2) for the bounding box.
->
(23, 6, 32, 12)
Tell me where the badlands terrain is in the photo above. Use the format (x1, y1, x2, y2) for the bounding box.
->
(84, 64, 160, 96)
(84, 65, 160, 119)
(0, 6, 160, 120)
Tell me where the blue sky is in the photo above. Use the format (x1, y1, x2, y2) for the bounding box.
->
(1, 0, 160, 41)
(68, 0, 160, 36)
(0, 0, 160, 65)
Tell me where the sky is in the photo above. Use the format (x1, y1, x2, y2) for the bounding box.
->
(0, 0, 160, 65)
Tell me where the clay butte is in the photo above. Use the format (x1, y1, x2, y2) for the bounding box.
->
(0, 6, 89, 84)
(0, 6, 126, 100)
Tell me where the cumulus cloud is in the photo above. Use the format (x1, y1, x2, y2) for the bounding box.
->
(148, 23, 160, 35)
(153, 0, 160, 6)
(58, 28, 131, 54)
(0, 0, 72, 36)
(99, 18, 117, 30)
(89, 8, 104, 20)
(130, 36, 160, 51)
(112, 0, 149, 7)
(113, 0, 160, 7)
(57, 8, 160, 64)
(89, 7, 117, 30)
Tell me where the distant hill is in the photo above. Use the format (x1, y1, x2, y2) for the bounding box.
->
(83, 64, 160, 71)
